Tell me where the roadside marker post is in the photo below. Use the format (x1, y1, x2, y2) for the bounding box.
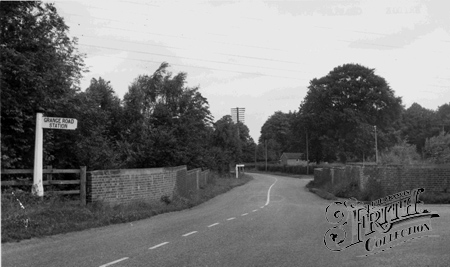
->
(235, 164, 245, 178)
(33, 113, 78, 196)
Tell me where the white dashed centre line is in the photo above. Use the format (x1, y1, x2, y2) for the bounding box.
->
(183, 231, 198, 237)
(99, 257, 129, 267)
(149, 242, 169, 250)
(260, 206, 265, 209)
(208, 223, 220, 227)
(227, 217, 236, 221)
(252, 209, 258, 212)
(241, 213, 248, 216)
(265, 177, 278, 206)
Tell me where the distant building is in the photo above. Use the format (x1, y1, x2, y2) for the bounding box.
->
(280, 153, 306, 166)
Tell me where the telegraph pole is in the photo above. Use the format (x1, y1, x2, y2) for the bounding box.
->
(306, 129, 309, 175)
(231, 107, 245, 124)
(231, 107, 245, 163)
(265, 139, 268, 171)
(374, 125, 378, 164)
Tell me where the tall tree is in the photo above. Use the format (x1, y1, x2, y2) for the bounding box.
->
(121, 63, 213, 169)
(299, 63, 403, 163)
(400, 103, 439, 154)
(436, 103, 450, 133)
(1, 1, 85, 168)
(209, 115, 254, 171)
(259, 111, 298, 161)
(424, 132, 450, 164)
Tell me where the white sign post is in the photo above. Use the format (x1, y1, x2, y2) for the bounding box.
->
(33, 113, 78, 197)
(235, 164, 245, 179)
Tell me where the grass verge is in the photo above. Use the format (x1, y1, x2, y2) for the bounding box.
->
(1, 174, 252, 243)
(306, 179, 450, 204)
(246, 169, 313, 179)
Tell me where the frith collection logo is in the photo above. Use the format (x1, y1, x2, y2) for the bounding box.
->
(323, 188, 440, 256)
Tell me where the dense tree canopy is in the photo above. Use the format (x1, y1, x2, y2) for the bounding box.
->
(299, 63, 403, 162)
(258, 111, 298, 161)
(400, 103, 440, 154)
(210, 115, 255, 171)
(120, 62, 213, 169)
(1, 1, 85, 168)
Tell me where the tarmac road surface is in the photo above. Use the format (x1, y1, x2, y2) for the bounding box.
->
(2, 173, 449, 267)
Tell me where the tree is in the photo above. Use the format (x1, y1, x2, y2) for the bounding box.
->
(424, 131, 450, 164)
(436, 103, 450, 133)
(121, 63, 213, 169)
(259, 111, 298, 161)
(67, 78, 123, 170)
(210, 115, 240, 172)
(1, 1, 85, 168)
(400, 103, 439, 154)
(299, 63, 403, 163)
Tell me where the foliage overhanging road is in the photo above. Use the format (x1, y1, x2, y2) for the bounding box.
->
(2, 173, 449, 267)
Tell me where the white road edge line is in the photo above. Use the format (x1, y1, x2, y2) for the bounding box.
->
(241, 213, 248, 216)
(182, 231, 198, 237)
(227, 217, 236, 221)
(99, 257, 129, 267)
(149, 242, 169, 250)
(265, 177, 278, 206)
(208, 223, 220, 227)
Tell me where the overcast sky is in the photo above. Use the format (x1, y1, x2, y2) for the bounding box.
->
(52, 0, 450, 142)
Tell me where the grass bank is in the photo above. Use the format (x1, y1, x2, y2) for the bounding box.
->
(306, 179, 450, 204)
(1, 173, 252, 243)
(246, 169, 313, 179)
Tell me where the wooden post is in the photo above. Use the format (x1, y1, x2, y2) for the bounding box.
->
(306, 130, 309, 175)
(80, 166, 86, 206)
(265, 139, 268, 172)
(33, 112, 44, 196)
(46, 165, 53, 183)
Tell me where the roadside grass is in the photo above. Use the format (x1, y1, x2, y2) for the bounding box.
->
(419, 192, 450, 204)
(1, 174, 252, 243)
(306, 179, 450, 204)
(246, 169, 313, 179)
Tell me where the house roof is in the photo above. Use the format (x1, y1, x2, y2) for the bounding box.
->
(281, 153, 303, 159)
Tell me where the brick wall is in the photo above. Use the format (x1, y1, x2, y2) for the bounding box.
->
(314, 164, 450, 195)
(87, 165, 211, 205)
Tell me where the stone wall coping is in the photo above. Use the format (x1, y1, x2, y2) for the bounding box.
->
(321, 164, 450, 170)
(89, 166, 187, 176)
(187, 168, 202, 174)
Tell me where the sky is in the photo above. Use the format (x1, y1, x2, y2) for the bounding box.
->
(52, 0, 450, 142)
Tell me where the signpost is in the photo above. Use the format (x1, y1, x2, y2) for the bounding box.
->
(33, 113, 78, 196)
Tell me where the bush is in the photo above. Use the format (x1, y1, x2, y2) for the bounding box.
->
(380, 140, 421, 165)
(254, 164, 319, 175)
(424, 131, 450, 164)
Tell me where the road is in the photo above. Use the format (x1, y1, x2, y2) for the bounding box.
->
(2, 173, 449, 267)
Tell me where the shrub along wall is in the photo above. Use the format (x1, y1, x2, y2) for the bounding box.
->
(314, 164, 450, 196)
(246, 163, 323, 175)
(87, 166, 211, 205)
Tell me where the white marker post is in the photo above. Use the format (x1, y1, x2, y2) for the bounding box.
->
(33, 113, 44, 196)
(235, 164, 245, 178)
(33, 114, 78, 196)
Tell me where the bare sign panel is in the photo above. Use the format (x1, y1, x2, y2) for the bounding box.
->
(42, 117, 78, 130)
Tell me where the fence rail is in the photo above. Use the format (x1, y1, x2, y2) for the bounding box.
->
(1, 166, 87, 205)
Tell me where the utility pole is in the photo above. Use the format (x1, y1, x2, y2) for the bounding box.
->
(231, 107, 245, 162)
(231, 107, 245, 124)
(265, 139, 268, 171)
(374, 125, 378, 164)
(306, 129, 309, 175)
(254, 145, 257, 169)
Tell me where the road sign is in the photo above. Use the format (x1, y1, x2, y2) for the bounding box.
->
(33, 114, 78, 197)
(42, 117, 78, 130)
